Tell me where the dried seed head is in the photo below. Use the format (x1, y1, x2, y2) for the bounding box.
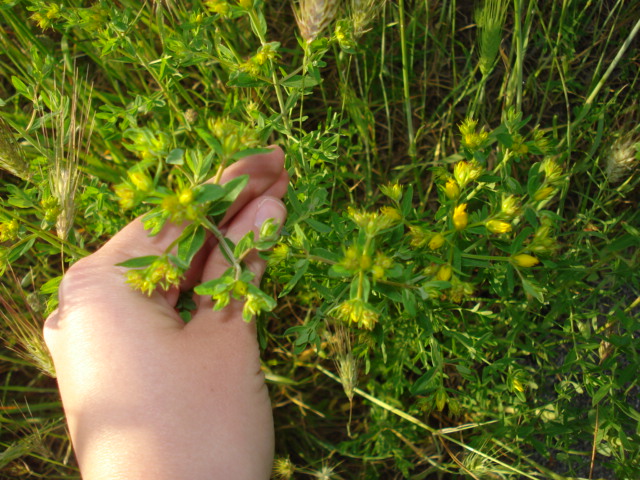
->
(294, 0, 339, 42)
(272, 457, 296, 479)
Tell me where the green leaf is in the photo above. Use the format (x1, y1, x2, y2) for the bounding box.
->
(281, 75, 320, 89)
(194, 268, 235, 295)
(234, 231, 255, 258)
(195, 127, 222, 155)
(230, 147, 271, 160)
(521, 276, 545, 302)
(279, 259, 309, 297)
(40, 275, 62, 295)
(305, 218, 332, 234)
(410, 367, 439, 395)
(11, 76, 29, 97)
(221, 174, 249, 203)
(116, 255, 159, 268)
(166, 148, 184, 165)
(526, 162, 542, 197)
(195, 183, 226, 204)
(227, 71, 267, 88)
(592, 383, 610, 406)
(177, 226, 206, 266)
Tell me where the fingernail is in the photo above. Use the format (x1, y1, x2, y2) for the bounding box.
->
(254, 197, 286, 229)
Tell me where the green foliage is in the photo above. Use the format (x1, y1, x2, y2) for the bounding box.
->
(1, 0, 640, 478)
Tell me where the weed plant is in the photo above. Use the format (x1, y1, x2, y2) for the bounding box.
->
(1, 0, 640, 478)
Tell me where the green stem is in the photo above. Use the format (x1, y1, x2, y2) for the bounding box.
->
(201, 216, 242, 278)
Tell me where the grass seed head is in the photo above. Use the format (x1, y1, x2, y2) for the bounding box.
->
(350, 0, 386, 38)
(44, 67, 94, 241)
(605, 134, 639, 184)
(476, 0, 508, 77)
(0, 117, 30, 180)
(1, 281, 55, 378)
(294, 0, 339, 43)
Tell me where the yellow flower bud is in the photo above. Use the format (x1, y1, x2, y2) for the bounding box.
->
(428, 233, 445, 250)
(115, 184, 136, 210)
(453, 160, 483, 188)
(128, 171, 153, 193)
(533, 185, 555, 201)
(233, 280, 248, 297)
(409, 225, 429, 248)
(444, 179, 460, 199)
(512, 254, 540, 268)
(541, 157, 562, 182)
(453, 203, 468, 230)
(359, 254, 372, 271)
(380, 183, 402, 202)
(436, 264, 452, 282)
(486, 220, 512, 234)
(501, 194, 520, 217)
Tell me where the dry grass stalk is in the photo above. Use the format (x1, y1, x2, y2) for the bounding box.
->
(294, 0, 340, 43)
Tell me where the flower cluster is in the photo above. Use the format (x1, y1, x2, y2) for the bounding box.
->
(125, 256, 183, 296)
(333, 298, 379, 330)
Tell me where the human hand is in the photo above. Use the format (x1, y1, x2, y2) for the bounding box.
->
(44, 147, 288, 480)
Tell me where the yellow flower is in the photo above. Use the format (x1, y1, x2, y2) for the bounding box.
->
(428, 233, 445, 250)
(268, 244, 289, 265)
(380, 206, 402, 222)
(444, 179, 460, 199)
(178, 188, 194, 206)
(486, 219, 512, 234)
(453, 160, 483, 188)
(459, 118, 489, 149)
(0, 219, 19, 242)
(335, 299, 378, 330)
(512, 254, 540, 268)
(512, 378, 525, 393)
(453, 203, 468, 230)
(204, 0, 229, 15)
(436, 264, 452, 282)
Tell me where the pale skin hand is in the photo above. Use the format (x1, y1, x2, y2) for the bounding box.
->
(44, 147, 288, 480)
